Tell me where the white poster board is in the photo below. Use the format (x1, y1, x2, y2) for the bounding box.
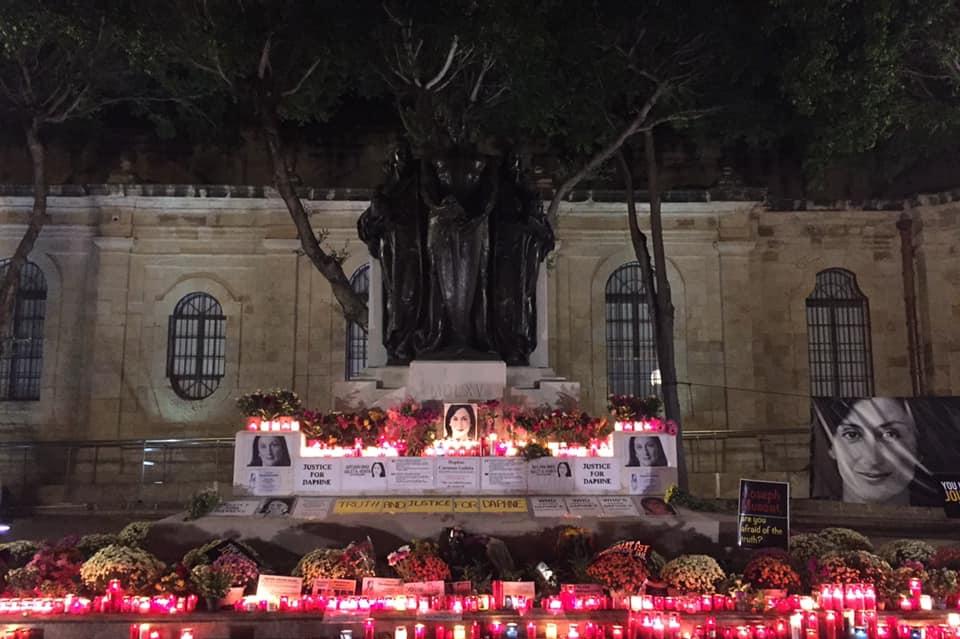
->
(623, 467, 678, 495)
(291, 497, 334, 520)
(615, 432, 678, 467)
(209, 500, 261, 517)
(388, 457, 436, 491)
(341, 459, 389, 493)
(295, 459, 342, 493)
(481, 457, 527, 492)
(598, 495, 641, 518)
(361, 577, 404, 596)
(436, 457, 481, 492)
(527, 458, 576, 494)
(565, 496, 604, 517)
(256, 575, 303, 601)
(530, 496, 570, 518)
(233, 431, 302, 495)
(574, 459, 620, 493)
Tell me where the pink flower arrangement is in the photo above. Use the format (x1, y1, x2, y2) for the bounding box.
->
(212, 551, 259, 588)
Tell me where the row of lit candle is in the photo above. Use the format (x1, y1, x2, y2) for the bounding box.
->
(245, 416, 300, 432)
(613, 421, 673, 434)
(305, 438, 616, 458)
(817, 585, 878, 612)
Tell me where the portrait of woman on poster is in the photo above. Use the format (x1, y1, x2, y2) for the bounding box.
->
(640, 497, 676, 516)
(626, 436, 668, 467)
(371, 462, 386, 478)
(557, 461, 572, 478)
(249, 435, 291, 467)
(258, 498, 293, 517)
(814, 397, 942, 507)
(443, 404, 477, 441)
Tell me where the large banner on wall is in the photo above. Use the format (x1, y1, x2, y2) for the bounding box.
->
(811, 397, 960, 507)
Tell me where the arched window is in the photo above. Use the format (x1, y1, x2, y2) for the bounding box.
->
(606, 262, 659, 397)
(166, 292, 226, 400)
(345, 264, 369, 380)
(0, 260, 46, 400)
(806, 268, 874, 398)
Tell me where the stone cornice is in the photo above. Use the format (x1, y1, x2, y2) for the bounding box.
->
(1, 183, 959, 213)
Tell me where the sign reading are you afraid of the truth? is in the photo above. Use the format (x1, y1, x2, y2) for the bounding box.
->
(737, 478, 789, 550)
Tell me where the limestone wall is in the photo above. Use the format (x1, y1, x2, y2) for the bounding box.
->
(0, 189, 957, 451)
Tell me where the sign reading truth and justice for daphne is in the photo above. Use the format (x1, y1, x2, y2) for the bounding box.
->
(811, 397, 960, 507)
(737, 479, 789, 550)
(937, 474, 960, 519)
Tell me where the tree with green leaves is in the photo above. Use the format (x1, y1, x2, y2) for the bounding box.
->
(512, 0, 725, 489)
(131, 0, 376, 327)
(0, 0, 151, 355)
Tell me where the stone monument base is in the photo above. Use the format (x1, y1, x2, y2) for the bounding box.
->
(333, 361, 580, 410)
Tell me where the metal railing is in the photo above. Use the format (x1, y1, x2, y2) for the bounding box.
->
(0, 427, 811, 505)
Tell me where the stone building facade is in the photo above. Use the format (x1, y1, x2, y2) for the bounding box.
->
(0, 185, 958, 497)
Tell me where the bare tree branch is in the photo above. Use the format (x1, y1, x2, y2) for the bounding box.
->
(424, 36, 459, 90)
(282, 55, 325, 97)
(546, 81, 668, 225)
(469, 56, 494, 103)
(257, 34, 273, 80)
(46, 85, 88, 123)
(212, 50, 234, 88)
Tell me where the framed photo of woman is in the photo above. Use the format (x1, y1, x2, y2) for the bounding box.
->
(439, 403, 479, 441)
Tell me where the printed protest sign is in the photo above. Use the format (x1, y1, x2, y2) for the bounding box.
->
(737, 479, 789, 550)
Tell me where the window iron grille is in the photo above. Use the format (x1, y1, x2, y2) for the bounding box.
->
(0, 260, 46, 401)
(345, 264, 370, 380)
(605, 261, 659, 398)
(806, 268, 874, 398)
(167, 292, 226, 400)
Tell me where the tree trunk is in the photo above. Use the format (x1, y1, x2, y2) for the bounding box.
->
(0, 120, 49, 358)
(258, 97, 368, 329)
(644, 130, 688, 490)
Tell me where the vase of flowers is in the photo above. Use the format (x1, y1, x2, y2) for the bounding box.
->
(190, 565, 232, 611)
(388, 541, 451, 582)
(586, 544, 651, 594)
(80, 544, 165, 595)
(293, 540, 376, 583)
(661, 555, 726, 594)
(743, 555, 801, 594)
(212, 551, 259, 605)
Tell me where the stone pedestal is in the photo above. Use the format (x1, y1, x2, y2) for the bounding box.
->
(333, 362, 580, 410)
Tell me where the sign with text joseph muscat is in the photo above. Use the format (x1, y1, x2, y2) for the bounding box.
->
(737, 478, 789, 550)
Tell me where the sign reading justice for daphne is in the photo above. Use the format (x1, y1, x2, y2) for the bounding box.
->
(573, 459, 620, 493)
(295, 459, 342, 493)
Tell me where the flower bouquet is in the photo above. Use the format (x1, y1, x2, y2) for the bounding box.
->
(879, 540, 935, 568)
(237, 388, 302, 424)
(818, 528, 873, 552)
(190, 565, 232, 609)
(927, 568, 959, 607)
(9, 537, 85, 596)
(118, 521, 153, 548)
(154, 563, 193, 597)
(585, 542, 651, 594)
(608, 395, 663, 422)
(661, 555, 726, 594)
(388, 540, 451, 582)
(931, 546, 960, 571)
(212, 551, 259, 589)
(0, 540, 40, 569)
(294, 540, 376, 584)
(743, 554, 801, 593)
(80, 544, 165, 595)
